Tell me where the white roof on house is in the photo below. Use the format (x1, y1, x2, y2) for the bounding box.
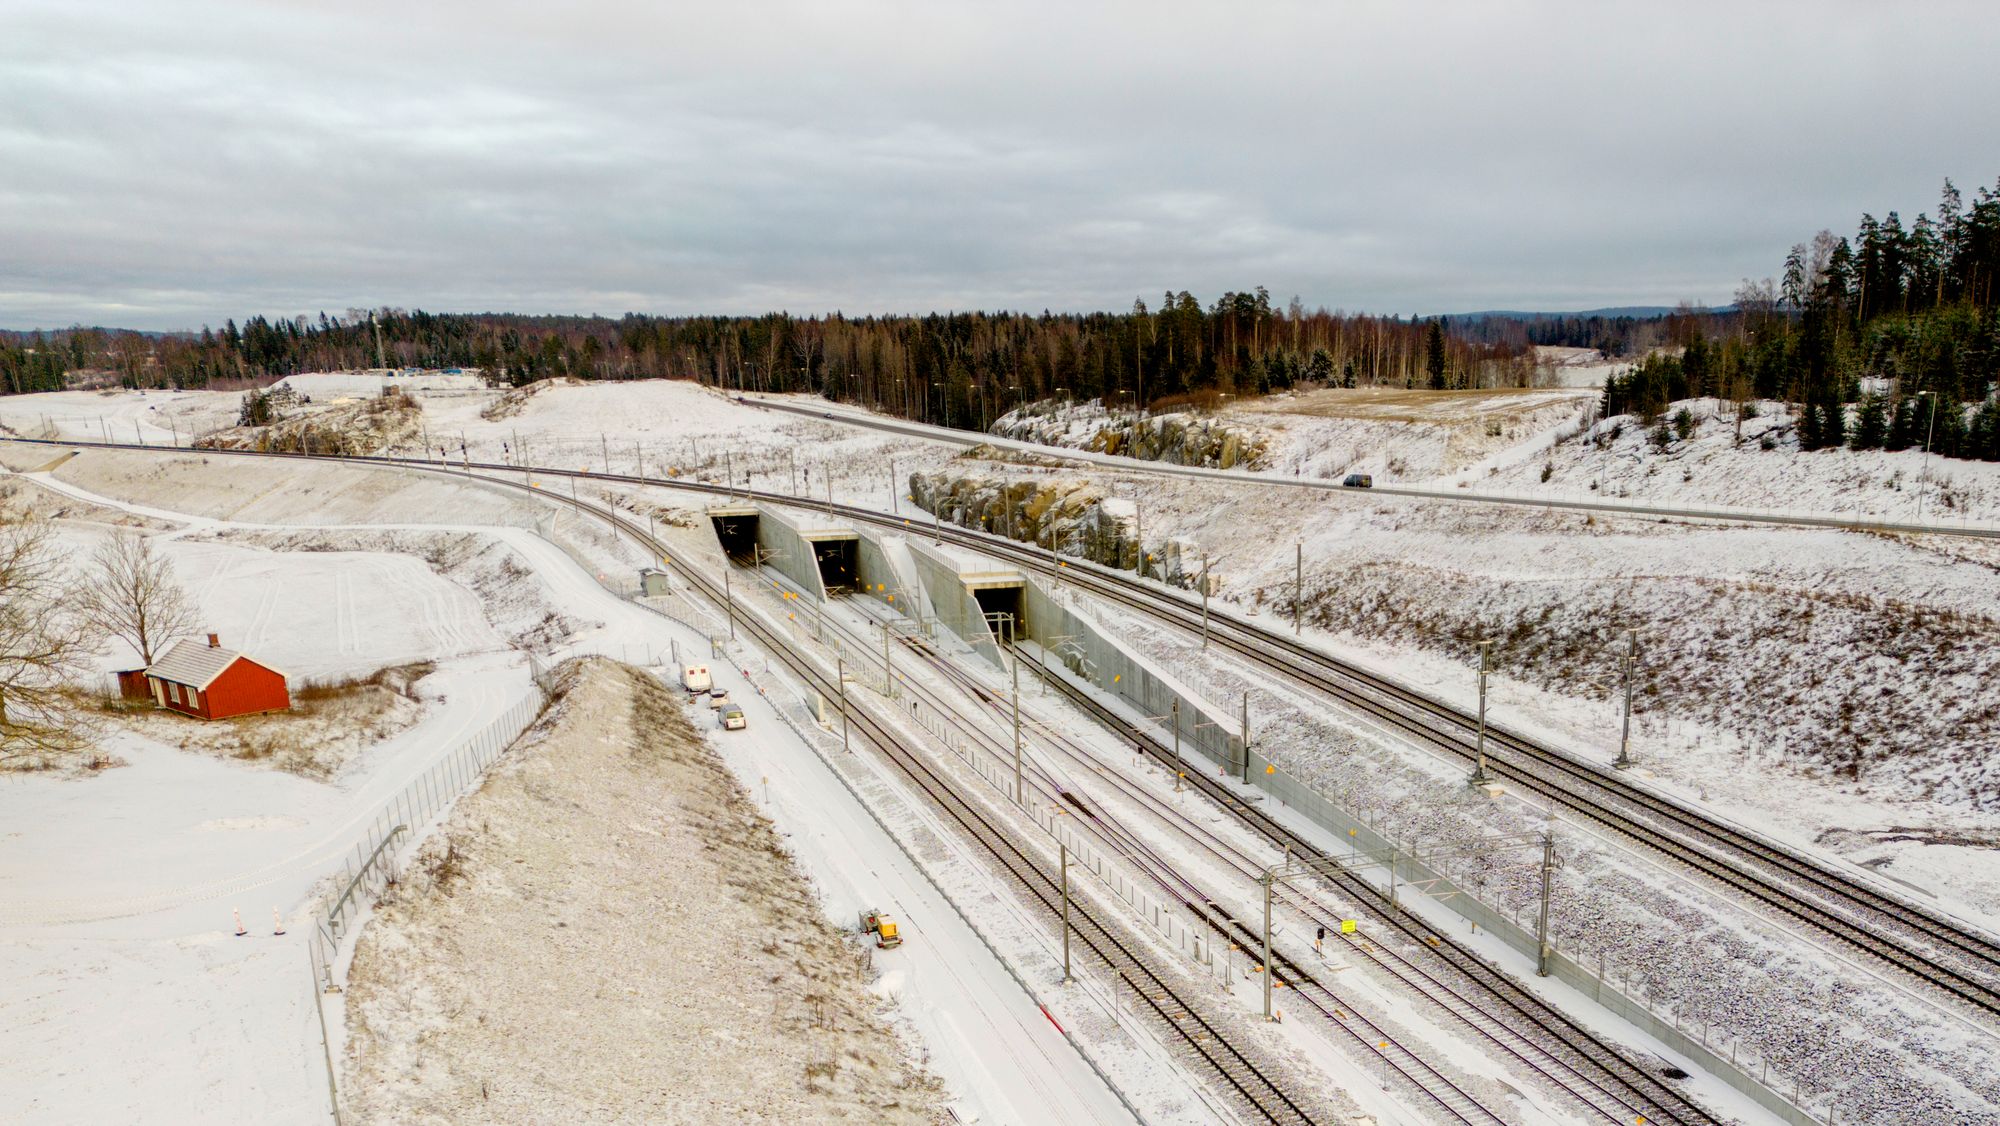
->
(146, 639, 284, 690)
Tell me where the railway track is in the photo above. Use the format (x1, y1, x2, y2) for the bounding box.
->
(22, 436, 2000, 1022)
(977, 544, 2000, 1021)
(406, 462, 1331, 1125)
(786, 590, 1524, 1123)
(817, 598, 1713, 1126)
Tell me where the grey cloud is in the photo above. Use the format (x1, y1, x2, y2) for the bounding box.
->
(3, 0, 1998, 329)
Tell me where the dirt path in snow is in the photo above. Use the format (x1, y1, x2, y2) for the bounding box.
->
(340, 658, 947, 1123)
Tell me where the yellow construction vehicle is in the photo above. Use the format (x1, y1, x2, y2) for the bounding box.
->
(859, 907, 903, 949)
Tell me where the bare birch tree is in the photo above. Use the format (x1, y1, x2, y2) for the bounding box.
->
(0, 519, 97, 766)
(79, 530, 198, 667)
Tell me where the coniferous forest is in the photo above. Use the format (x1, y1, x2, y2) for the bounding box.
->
(5, 177, 1997, 460)
(0, 293, 1528, 429)
(1601, 177, 2000, 461)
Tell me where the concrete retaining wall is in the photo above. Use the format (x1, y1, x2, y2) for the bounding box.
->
(853, 530, 937, 634)
(1023, 584, 1243, 775)
(752, 504, 831, 601)
(906, 541, 1006, 665)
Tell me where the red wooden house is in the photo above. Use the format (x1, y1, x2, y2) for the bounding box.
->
(144, 634, 291, 721)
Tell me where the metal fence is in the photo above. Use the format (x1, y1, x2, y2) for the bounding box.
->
(1225, 717, 1826, 1125)
(308, 688, 544, 990)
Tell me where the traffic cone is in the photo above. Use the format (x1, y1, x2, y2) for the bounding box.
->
(272, 908, 286, 936)
(233, 908, 247, 937)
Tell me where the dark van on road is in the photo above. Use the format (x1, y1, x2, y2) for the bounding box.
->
(1342, 473, 1373, 488)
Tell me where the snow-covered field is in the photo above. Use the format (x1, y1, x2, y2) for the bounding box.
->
(1, 440, 1166, 1124)
(8, 372, 2000, 1123)
(1483, 396, 2000, 525)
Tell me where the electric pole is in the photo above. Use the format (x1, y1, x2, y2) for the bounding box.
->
(1200, 551, 1210, 650)
(1240, 691, 1251, 784)
(1262, 869, 1275, 1020)
(1171, 698, 1182, 792)
(1012, 637, 1023, 804)
(837, 657, 849, 753)
(1294, 542, 1303, 636)
(1536, 830, 1556, 977)
(1614, 630, 1637, 769)
(723, 566, 736, 640)
(1060, 844, 1071, 982)
(1469, 640, 1494, 786)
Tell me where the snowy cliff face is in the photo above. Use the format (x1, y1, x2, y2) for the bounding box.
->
(991, 400, 1267, 469)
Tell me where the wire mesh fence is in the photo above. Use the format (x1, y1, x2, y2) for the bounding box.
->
(309, 688, 544, 988)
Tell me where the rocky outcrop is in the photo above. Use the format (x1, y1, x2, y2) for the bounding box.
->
(991, 401, 1268, 469)
(908, 467, 1210, 589)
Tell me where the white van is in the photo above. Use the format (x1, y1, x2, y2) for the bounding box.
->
(680, 663, 712, 693)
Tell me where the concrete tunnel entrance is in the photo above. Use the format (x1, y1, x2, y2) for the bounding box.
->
(709, 509, 760, 561)
(970, 583, 1025, 646)
(812, 537, 859, 596)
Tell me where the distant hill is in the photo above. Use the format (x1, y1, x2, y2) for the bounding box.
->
(1448, 307, 1694, 321)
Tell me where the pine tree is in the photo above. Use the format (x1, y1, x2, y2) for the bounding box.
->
(1798, 399, 1823, 450)
(1819, 399, 1847, 448)
(1425, 320, 1447, 390)
(1850, 393, 1888, 449)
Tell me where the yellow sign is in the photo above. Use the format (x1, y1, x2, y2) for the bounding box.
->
(1340, 919, 1358, 934)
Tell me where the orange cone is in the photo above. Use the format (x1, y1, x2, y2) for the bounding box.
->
(233, 908, 247, 937)
(272, 908, 286, 936)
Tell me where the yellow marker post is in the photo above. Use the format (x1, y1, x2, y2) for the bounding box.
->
(1340, 919, 1358, 935)
(1265, 764, 1276, 775)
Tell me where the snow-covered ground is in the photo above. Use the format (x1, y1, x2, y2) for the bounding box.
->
(341, 658, 952, 1123)
(1481, 396, 2000, 525)
(8, 372, 2000, 1121)
(0, 443, 1184, 1125)
(993, 386, 1596, 483)
(0, 387, 237, 445)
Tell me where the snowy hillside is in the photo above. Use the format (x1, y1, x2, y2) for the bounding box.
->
(993, 386, 1595, 482)
(1481, 396, 2000, 524)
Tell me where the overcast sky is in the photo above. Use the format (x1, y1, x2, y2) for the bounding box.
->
(4, 1, 1998, 331)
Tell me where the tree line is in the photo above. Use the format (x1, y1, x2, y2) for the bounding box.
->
(1599, 176, 2000, 461)
(2, 293, 1538, 427)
